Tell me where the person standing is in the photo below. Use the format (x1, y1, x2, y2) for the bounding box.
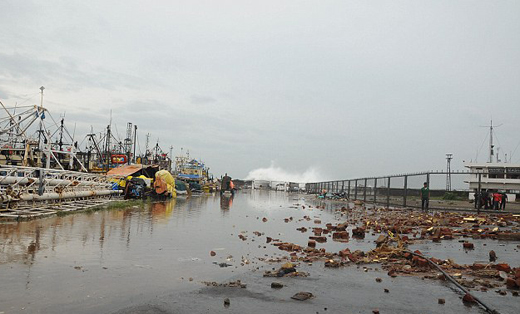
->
(500, 192, 507, 210)
(421, 182, 430, 211)
(221, 173, 231, 191)
(492, 191, 502, 210)
(483, 190, 491, 209)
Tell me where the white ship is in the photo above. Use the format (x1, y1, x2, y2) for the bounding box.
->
(464, 121, 520, 201)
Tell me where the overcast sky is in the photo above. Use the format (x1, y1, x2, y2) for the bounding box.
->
(1, 1, 519, 181)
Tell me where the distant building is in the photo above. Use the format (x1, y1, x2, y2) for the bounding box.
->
(252, 180, 270, 190)
(465, 162, 520, 201)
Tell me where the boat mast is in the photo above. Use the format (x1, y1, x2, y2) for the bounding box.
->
(105, 124, 111, 172)
(133, 125, 137, 163)
(488, 120, 493, 163)
(37, 86, 45, 151)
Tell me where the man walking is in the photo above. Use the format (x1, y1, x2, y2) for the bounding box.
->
(421, 182, 430, 211)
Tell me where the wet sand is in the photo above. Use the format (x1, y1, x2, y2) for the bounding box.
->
(0, 191, 518, 314)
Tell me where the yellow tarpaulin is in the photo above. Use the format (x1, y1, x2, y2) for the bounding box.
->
(154, 170, 176, 198)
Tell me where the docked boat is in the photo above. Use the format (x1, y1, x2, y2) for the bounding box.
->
(464, 121, 520, 202)
(174, 153, 215, 193)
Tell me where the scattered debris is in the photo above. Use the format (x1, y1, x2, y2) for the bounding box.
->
(463, 242, 474, 249)
(264, 262, 309, 278)
(235, 200, 518, 313)
(352, 227, 366, 239)
(271, 282, 284, 289)
(291, 292, 314, 301)
(202, 280, 247, 288)
(462, 293, 477, 304)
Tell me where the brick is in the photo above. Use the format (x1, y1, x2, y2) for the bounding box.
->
(462, 293, 477, 304)
(506, 278, 517, 289)
(495, 263, 511, 273)
(463, 242, 474, 249)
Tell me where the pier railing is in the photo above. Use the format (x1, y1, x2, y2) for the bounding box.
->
(0, 165, 121, 219)
(305, 170, 514, 212)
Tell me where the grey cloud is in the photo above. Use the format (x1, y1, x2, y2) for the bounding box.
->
(0, 52, 148, 91)
(1, 1, 519, 178)
(190, 95, 217, 105)
(0, 88, 9, 99)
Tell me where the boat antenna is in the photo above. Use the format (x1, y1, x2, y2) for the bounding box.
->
(72, 123, 76, 144)
(145, 133, 150, 158)
(480, 120, 502, 163)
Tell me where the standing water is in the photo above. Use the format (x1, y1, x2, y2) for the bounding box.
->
(0, 191, 515, 314)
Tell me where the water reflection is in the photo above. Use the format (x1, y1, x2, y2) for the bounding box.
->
(149, 199, 176, 223)
(1, 191, 517, 314)
(0, 198, 202, 265)
(220, 194, 234, 211)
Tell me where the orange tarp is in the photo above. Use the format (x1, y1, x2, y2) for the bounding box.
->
(107, 164, 143, 177)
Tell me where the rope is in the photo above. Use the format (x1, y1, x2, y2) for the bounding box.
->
(405, 250, 500, 314)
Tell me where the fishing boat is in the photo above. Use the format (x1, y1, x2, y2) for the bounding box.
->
(174, 152, 215, 193)
(0, 88, 176, 218)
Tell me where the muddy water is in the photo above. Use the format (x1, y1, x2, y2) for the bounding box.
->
(0, 191, 517, 314)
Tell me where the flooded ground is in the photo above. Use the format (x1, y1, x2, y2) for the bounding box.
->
(0, 191, 518, 314)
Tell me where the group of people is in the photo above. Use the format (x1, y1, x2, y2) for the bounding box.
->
(474, 190, 508, 210)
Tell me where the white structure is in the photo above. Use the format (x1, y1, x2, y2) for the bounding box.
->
(464, 163, 520, 202)
(252, 180, 270, 190)
(273, 181, 288, 191)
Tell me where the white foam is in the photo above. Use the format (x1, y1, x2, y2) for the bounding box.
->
(244, 162, 324, 183)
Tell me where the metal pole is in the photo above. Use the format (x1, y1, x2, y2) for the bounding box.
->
(403, 175, 408, 207)
(354, 179, 358, 200)
(37, 169, 44, 196)
(363, 178, 367, 203)
(386, 177, 391, 208)
(347, 181, 351, 199)
(45, 131, 51, 169)
(133, 125, 138, 163)
(373, 178, 377, 204)
(477, 173, 482, 214)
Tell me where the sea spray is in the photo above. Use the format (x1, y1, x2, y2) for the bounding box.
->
(245, 162, 324, 183)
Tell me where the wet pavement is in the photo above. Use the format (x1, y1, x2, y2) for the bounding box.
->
(0, 191, 518, 314)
